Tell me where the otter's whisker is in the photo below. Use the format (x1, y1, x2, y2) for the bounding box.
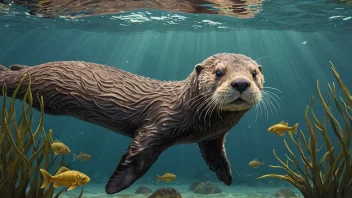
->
(195, 97, 212, 116)
(263, 91, 281, 108)
(262, 93, 278, 113)
(253, 97, 261, 123)
(208, 96, 221, 126)
(216, 99, 222, 120)
(194, 97, 213, 121)
(203, 98, 216, 126)
(187, 96, 205, 111)
(263, 86, 282, 93)
(254, 105, 259, 123)
(189, 93, 211, 111)
(263, 90, 281, 101)
(209, 95, 223, 125)
(267, 97, 278, 114)
(186, 91, 212, 110)
(217, 102, 223, 120)
(206, 98, 217, 126)
(254, 100, 260, 121)
(259, 96, 266, 119)
(261, 97, 270, 121)
(255, 56, 270, 62)
(217, 94, 227, 120)
(183, 94, 203, 107)
(258, 97, 265, 121)
(263, 95, 274, 115)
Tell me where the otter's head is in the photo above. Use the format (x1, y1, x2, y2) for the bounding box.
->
(195, 53, 264, 111)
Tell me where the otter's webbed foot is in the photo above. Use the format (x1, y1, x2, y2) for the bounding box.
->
(105, 129, 166, 194)
(198, 134, 232, 185)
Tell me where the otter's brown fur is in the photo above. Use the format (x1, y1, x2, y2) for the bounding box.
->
(0, 53, 264, 194)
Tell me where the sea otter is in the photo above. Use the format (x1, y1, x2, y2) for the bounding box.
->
(0, 53, 264, 194)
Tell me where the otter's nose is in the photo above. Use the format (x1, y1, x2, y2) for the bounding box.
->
(231, 80, 250, 93)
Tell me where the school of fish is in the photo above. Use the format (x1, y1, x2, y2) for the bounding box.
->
(39, 138, 93, 192)
(41, 120, 299, 192)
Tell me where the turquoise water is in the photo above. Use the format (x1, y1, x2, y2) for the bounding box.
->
(0, 0, 352, 198)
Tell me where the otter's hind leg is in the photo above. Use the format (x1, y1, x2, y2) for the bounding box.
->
(198, 134, 232, 185)
(105, 127, 167, 194)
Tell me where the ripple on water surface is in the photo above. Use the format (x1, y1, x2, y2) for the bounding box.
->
(0, 1, 352, 32)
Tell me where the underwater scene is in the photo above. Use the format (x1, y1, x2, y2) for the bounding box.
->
(0, 0, 352, 198)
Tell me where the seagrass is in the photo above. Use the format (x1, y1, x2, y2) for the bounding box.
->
(0, 74, 72, 197)
(258, 62, 352, 198)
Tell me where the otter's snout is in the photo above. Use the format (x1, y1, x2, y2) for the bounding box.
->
(231, 79, 251, 93)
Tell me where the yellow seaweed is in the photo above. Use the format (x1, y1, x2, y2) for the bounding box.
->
(258, 62, 352, 198)
(0, 75, 72, 197)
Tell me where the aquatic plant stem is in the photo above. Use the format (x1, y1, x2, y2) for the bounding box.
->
(258, 61, 352, 198)
(0, 74, 73, 197)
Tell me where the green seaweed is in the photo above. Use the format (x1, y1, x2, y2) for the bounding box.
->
(258, 62, 352, 198)
(78, 187, 84, 198)
(0, 74, 69, 197)
(340, 0, 352, 5)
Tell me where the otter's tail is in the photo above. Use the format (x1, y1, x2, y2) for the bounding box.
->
(0, 65, 9, 75)
(0, 65, 9, 71)
(0, 64, 28, 74)
(0, 64, 30, 97)
(0, 65, 10, 89)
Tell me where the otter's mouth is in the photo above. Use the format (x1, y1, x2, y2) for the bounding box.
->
(230, 98, 247, 105)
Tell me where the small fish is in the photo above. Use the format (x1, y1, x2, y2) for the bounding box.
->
(268, 121, 298, 136)
(51, 140, 71, 155)
(249, 159, 264, 168)
(40, 166, 90, 191)
(157, 173, 176, 184)
(73, 152, 92, 162)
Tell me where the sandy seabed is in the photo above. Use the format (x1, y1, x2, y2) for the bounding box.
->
(57, 182, 303, 198)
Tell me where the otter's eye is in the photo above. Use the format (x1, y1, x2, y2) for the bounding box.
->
(82, 178, 86, 180)
(252, 70, 257, 78)
(215, 70, 223, 78)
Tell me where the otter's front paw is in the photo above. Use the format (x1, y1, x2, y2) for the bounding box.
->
(197, 135, 233, 186)
(216, 166, 232, 185)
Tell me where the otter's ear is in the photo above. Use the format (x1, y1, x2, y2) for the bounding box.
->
(195, 64, 204, 76)
(258, 65, 262, 72)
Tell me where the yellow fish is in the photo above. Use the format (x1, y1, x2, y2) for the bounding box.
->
(73, 152, 92, 162)
(268, 121, 298, 136)
(51, 140, 71, 155)
(157, 173, 176, 184)
(249, 159, 264, 168)
(40, 166, 90, 191)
